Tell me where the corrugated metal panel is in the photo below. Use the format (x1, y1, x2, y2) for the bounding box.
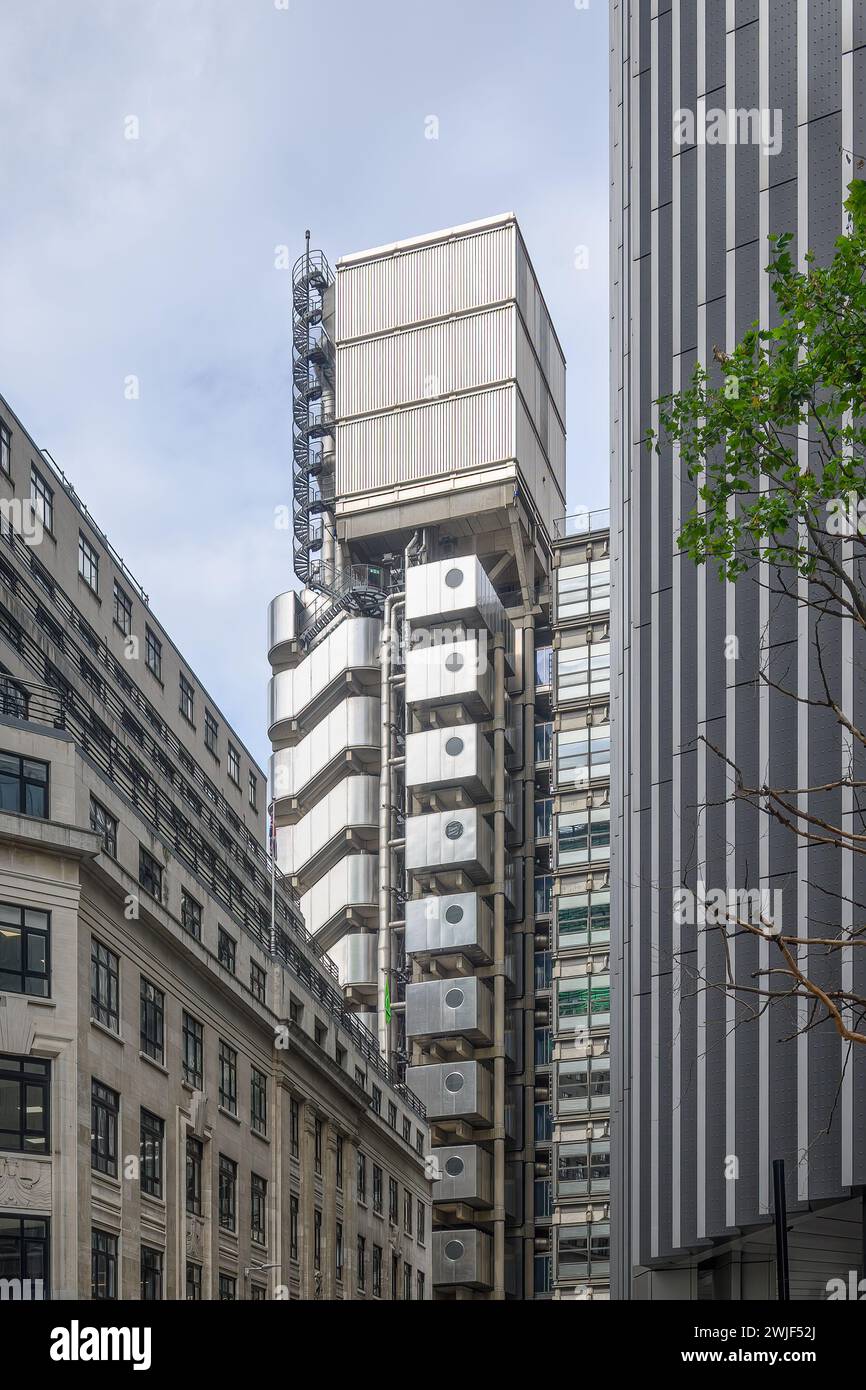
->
(515, 238, 566, 418)
(515, 393, 565, 538)
(336, 385, 515, 495)
(336, 306, 514, 420)
(336, 224, 516, 342)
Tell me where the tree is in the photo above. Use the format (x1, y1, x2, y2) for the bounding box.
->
(649, 178, 866, 1047)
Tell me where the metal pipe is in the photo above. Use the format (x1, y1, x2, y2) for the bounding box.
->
(378, 590, 405, 1060)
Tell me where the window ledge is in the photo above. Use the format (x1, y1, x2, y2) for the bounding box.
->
(251, 1128, 270, 1145)
(218, 1106, 241, 1125)
(139, 1050, 169, 1075)
(91, 1018, 122, 1043)
(21, 996, 55, 1009)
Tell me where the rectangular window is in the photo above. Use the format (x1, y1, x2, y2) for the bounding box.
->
(403, 1188, 413, 1234)
(182, 1011, 203, 1088)
(290, 1195, 299, 1261)
(416, 1129, 424, 1156)
(387, 1101, 397, 1130)
(336, 1135, 343, 1189)
(556, 1139, 611, 1198)
(371, 1085, 381, 1116)
(0, 1215, 48, 1298)
(417, 1271, 425, 1301)
(556, 724, 611, 789)
(140, 1245, 163, 1301)
(204, 710, 218, 755)
(186, 1136, 203, 1215)
(248, 771, 257, 810)
(403, 1261, 412, 1301)
(557, 974, 611, 1031)
(145, 627, 162, 681)
(0, 751, 49, 818)
(0, 1054, 49, 1154)
(91, 1228, 117, 1300)
(251, 1172, 267, 1245)
(557, 1223, 611, 1280)
(89, 796, 118, 858)
(78, 533, 100, 593)
(557, 639, 611, 703)
(391, 1254, 399, 1300)
(90, 939, 119, 1031)
(113, 581, 132, 636)
(139, 976, 165, 1063)
(314, 1116, 322, 1174)
(251, 1066, 267, 1136)
(556, 1056, 611, 1115)
(314, 1021, 327, 1048)
(372, 1164, 383, 1214)
(389, 1177, 398, 1225)
(0, 902, 49, 997)
(218, 1272, 236, 1301)
(556, 806, 611, 867)
(402, 1116, 412, 1144)
(372, 1244, 382, 1297)
(357, 1234, 366, 1292)
(179, 673, 195, 724)
(30, 466, 53, 534)
(357, 1151, 367, 1204)
(227, 744, 240, 785)
(250, 959, 266, 1004)
(181, 889, 202, 940)
(0, 420, 10, 476)
(91, 1079, 119, 1176)
(251, 1284, 266, 1301)
(290, 1098, 299, 1159)
(218, 926, 236, 974)
(336, 1220, 344, 1282)
(140, 1109, 164, 1198)
(186, 1261, 202, 1301)
(218, 1154, 237, 1231)
(417, 1200, 425, 1245)
(138, 846, 163, 900)
(218, 1040, 237, 1114)
(556, 557, 610, 621)
(313, 1208, 322, 1270)
(557, 889, 610, 949)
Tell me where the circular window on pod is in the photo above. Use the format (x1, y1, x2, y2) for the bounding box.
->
(445, 1156, 465, 1178)
(445, 819, 464, 841)
(445, 736, 464, 757)
(445, 1240, 465, 1261)
(445, 568, 464, 589)
(444, 1071, 464, 1093)
(444, 650, 464, 673)
(444, 904, 464, 925)
(444, 987, 464, 1009)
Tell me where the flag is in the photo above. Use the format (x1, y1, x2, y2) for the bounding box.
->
(384, 975, 392, 1024)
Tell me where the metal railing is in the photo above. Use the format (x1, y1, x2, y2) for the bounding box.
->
(553, 507, 611, 540)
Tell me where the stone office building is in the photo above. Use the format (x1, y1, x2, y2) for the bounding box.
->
(0, 392, 431, 1300)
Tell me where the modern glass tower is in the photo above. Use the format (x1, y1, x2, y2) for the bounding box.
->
(611, 1, 866, 1297)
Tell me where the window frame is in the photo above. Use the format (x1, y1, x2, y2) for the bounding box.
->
(139, 976, 165, 1064)
(218, 1039, 238, 1115)
(0, 750, 49, 819)
(0, 901, 50, 998)
(78, 532, 100, 595)
(218, 1153, 237, 1232)
(140, 1108, 165, 1198)
(90, 938, 120, 1032)
(91, 1079, 119, 1177)
(182, 1011, 204, 1088)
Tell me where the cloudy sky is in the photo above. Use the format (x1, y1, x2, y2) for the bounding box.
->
(0, 0, 609, 767)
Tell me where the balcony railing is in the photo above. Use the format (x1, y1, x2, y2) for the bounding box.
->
(553, 508, 610, 540)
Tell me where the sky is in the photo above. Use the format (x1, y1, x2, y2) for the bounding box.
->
(0, 0, 609, 768)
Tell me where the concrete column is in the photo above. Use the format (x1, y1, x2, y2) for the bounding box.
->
(301, 1107, 317, 1298)
(342, 1135, 357, 1297)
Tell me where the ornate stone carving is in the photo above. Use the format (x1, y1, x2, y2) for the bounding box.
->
(186, 1215, 204, 1260)
(0, 1155, 51, 1210)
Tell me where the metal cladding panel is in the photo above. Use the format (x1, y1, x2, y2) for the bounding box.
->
(404, 639, 495, 716)
(343, 932, 377, 988)
(280, 774, 378, 878)
(335, 385, 514, 497)
(268, 617, 382, 730)
(404, 722, 494, 797)
(335, 222, 516, 342)
(404, 892, 493, 961)
(270, 695, 379, 802)
(432, 1228, 494, 1290)
(336, 306, 515, 420)
(268, 590, 301, 654)
(516, 235, 566, 420)
(405, 555, 504, 632)
(433, 1145, 493, 1206)
(406, 1061, 493, 1125)
(515, 391, 565, 540)
(405, 976, 494, 1045)
(299, 853, 377, 936)
(404, 808, 494, 881)
(516, 313, 565, 476)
